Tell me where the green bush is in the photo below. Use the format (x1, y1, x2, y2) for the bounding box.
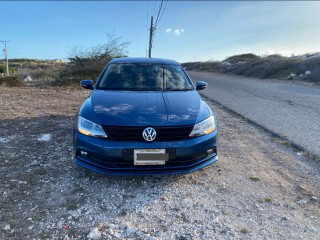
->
(0, 75, 25, 87)
(0, 65, 5, 73)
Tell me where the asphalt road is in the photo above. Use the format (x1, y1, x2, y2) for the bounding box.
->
(188, 71, 320, 157)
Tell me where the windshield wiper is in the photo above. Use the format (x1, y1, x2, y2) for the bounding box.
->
(168, 88, 189, 91)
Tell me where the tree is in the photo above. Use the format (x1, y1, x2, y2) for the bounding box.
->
(67, 32, 130, 65)
(56, 32, 130, 85)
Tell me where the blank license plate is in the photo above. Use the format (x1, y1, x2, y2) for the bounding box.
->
(134, 149, 169, 165)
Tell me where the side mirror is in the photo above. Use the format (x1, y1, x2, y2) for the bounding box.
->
(196, 81, 208, 90)
(80, 80, 93, 90)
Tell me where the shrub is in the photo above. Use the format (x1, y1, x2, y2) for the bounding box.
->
(258, 57, 297, 79)
(52, 32, 129, 86)
(181, 62, 202, 71)
(0, 65, 5, 73)
(305, 65, 320, 84)
(225, 53, 260, 64)
(181, 61, 219, 72)
(0, 75, 25, 87)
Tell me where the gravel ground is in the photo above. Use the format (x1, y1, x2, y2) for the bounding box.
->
(0, 87, 320, 239)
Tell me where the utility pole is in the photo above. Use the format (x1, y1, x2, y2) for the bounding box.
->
(148, 16, 154, 58)
(1, 40, 10, 76)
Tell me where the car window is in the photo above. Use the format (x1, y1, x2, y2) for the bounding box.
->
(164, 65, 194, 91)
(97, 63, 164, 91)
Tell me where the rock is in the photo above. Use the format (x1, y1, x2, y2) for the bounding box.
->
(18, 181, 27, 184)
(119, 223, 127, 230)
(288, 73, 296, 80)
(24, 76, 32, 82)
(126, 226, 138, 235)
(296, 152, 303, 156)
(147, 237, 158, 240)
(310, 196, 318, 202)
(87, 227, 101, 239)
(305, 70, 311, 75)
(108, 223, 116, 229)
(30, 160, 39, 166)
(3, 225, 10, 231)
(136, 230, 143, 237)
(221, 61, 232, 66)
(220, 225, 231, 234)
(37, 134, 52, 142)
(297, 199, 307, 206)
(305, 225, 317, 234)
(114, 232, 122, 238)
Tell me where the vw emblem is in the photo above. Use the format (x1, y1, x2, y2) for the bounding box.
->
(142, 127, 157, 142)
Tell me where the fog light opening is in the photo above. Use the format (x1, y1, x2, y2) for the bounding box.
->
(207, 148, 214, 155)
(80, 151, 88, 158)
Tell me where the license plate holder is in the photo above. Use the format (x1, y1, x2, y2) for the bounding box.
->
(134, 149, 169, 165)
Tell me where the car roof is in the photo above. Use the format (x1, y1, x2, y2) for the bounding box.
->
(109, 57, 179, 65)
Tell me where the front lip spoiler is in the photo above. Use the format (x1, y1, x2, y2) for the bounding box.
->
(75, 155, 218, 176)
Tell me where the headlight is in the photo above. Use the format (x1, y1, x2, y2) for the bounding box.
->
(78, 116, 107, 138)
(189, 115, 216, 137)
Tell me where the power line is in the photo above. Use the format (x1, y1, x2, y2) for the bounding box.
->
(153, 0, 158, 18)
(154, 0, 164, 29)
(156, 0, 168, 29)
(147, 0, 167, 58)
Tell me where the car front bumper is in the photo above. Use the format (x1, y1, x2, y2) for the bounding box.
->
(74, 130, 218, 176)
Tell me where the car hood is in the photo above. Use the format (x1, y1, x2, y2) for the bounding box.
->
(81, 90, 210, 126)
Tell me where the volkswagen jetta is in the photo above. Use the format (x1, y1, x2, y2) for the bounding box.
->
(73, 57, 218, 175)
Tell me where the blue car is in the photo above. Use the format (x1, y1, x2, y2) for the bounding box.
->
(73, 57, 218, 176)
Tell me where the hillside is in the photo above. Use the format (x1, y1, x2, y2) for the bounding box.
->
(182, 53, 320, 85)
(1, 53, 320, 87)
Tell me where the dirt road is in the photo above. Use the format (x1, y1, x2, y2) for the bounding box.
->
(1, 87, 319, 239)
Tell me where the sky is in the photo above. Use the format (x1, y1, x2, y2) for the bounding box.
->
(1, 1, 320, 63)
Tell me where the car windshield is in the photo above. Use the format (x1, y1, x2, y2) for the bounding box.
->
(97, 63, 193, 91)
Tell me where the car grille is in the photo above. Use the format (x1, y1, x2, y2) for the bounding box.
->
(102, 125, 194, 141)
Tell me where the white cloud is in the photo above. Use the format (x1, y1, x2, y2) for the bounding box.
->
(165, 28, 185, 36)
(174, 28, 185, 36)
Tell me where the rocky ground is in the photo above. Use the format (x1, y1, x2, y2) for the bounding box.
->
(0, 87, 319, 239)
